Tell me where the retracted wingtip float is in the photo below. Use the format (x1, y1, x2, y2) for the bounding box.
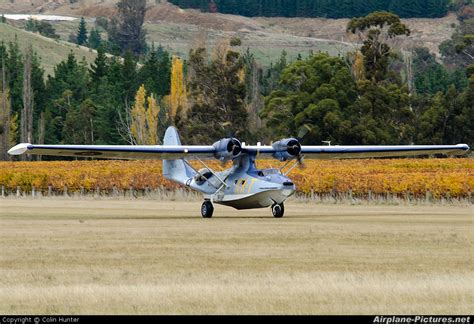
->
(8, 143, 31, 156)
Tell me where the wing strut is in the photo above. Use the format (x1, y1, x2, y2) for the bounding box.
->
(280, 154, 305, 176)
(193, 156, 234, 204)
(194, 156, 229, 189)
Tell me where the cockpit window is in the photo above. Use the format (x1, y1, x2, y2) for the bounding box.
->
(263, 169, 280, 176)
(254, 169, 280, 177)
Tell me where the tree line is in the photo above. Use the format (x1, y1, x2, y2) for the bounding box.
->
(168, 0, 449, 18)
(0, 7, 473, 161)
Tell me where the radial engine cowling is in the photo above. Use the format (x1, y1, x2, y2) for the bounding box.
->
(272, 138, 302, 161)
(212, 138, 242, 162)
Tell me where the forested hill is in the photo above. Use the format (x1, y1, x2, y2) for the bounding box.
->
(168, 0, 449, 19)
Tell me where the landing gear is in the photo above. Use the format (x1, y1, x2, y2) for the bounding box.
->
(201, 201, 214, 218)
(271, 203, 285, 218)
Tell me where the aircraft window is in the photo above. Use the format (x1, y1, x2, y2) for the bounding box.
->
(258, 171, 264, 177)
(234, 180, 238, 184)
(261, 169, 279, 176)
(241, 180, 246, 185)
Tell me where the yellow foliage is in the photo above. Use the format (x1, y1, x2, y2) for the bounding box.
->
(238, 68, 245, 83)
(352, 50, 365, 81)
(131, 85, 147, 145)
(146, 94, 160, 145)
(168, 56, 187, 120)
(130, 85, 160, 145)
(9, 113, 18, 148)
(0, 159, 472, 199)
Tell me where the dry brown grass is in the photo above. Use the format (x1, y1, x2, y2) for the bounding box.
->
(0, 199, 472, 314)
(0, 23, 97, 77)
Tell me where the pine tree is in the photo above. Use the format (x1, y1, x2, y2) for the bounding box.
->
(121, 50, 138, 103)
(90, 45, 108, 85)
(157, 48, 171, 96)
(44, 52, 89, 144)
(168, 0, 448, 19)
(7, 37, 23, 118)
(138, 44, 160, 96)
(63, 98, 97, 145)
(76, 17, 88, 46)
(88, 28, 102, 49)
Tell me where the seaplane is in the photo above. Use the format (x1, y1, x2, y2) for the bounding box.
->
(8, 126, 470, 218)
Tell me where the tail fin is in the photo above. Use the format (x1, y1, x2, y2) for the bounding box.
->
(163, 127, 196, 184)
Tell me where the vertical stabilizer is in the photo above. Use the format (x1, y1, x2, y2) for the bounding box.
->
(163, 127, 195, 184)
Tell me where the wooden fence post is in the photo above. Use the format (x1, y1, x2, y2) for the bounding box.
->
(425, 190, 432, 203)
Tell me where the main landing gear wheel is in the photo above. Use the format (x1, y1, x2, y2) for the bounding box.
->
(201, 201, 214, 218)
(271, 203, 284, 218)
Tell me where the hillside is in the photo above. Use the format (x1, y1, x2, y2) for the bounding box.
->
(0, 1, 459, 64)
(64, 2, 459, 59)
(0, 23, 97, 76)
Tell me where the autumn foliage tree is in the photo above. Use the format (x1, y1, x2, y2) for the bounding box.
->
(351, 50, 366, 82)
(124, 85, 161, 145)
(167, 56, 187, 122)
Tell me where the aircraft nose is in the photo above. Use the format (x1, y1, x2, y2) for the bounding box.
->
(281, 187, 295, 197)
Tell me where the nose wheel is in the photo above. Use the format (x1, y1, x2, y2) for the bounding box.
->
(271, 203, 284, 218)
(201, 201, 214, 218)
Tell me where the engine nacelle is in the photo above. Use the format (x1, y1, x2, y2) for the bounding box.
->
(212, 138, 242, 162)
(272, 138, 302, 161)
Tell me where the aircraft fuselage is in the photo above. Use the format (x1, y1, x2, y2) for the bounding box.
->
(185, 154, 296, 210)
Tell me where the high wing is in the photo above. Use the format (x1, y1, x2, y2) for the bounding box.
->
(8, 141, 470, 160)
(8, 143, 217, 160)
(243, 144, 470, 159)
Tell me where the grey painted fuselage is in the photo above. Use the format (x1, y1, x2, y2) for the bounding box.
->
(179, 154, 296, 210)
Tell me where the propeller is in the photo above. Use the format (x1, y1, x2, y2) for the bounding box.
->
(297, 124, 312, 142)
(227, 138, 242, 156)
(293, 125, 312, 169)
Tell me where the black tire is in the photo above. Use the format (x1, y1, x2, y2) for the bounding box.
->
(201, 201, 214, 218)
(272, 203, 284, 218)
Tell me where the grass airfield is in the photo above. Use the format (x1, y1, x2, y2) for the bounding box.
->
(0, 199, 472, 314)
